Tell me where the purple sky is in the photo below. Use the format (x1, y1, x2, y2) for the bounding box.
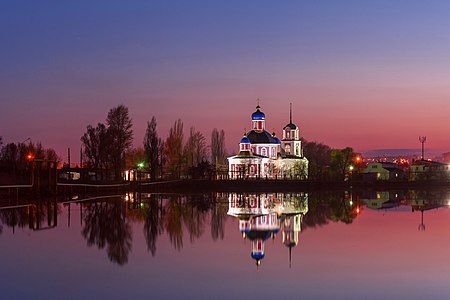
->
(2, 1, 450, 161)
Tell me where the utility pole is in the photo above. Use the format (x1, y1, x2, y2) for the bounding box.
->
(68, 147, 71, 182)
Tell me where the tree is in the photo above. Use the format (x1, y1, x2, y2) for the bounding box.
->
(165, 119, 184, 178)
(144, 117, 164, 180)
(302, 140, 332, 180)
(210, 129, 227, 165)
(106, 105, 133, 180)
(81, 123, 110, 179)
(330, 147, 355, 180)
(184, 127, 206, 170)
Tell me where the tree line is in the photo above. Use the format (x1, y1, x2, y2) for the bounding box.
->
(0, 137, 59, 184)
(81, 104, 227, 181)
(302, 139, 359, 181)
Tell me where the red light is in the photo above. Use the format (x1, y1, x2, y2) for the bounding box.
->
(356, 207, 360, 214)
(27, 154, 33, 160)
(355, 156, 361, 162)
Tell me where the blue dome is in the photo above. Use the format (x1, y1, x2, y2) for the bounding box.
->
(251, 106, 265, 120)
(240, 136, 250, 144)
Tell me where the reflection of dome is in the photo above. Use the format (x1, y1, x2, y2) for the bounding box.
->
(251, 252, 265, 260)
(246, 230, 274, 241)
(251, 106, 265, 120)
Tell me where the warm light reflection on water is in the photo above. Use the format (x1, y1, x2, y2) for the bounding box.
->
(1, 190, 450, 299)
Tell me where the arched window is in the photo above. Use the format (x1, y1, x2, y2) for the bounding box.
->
(261, 147, 267, 157)
(285, 144, 291, 154)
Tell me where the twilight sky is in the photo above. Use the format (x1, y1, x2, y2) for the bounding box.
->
(2, 0, 450, 161)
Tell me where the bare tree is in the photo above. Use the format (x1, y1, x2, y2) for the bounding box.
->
(210, 128, 226, 165)
(184, 127, 206, 169)
(81, 123, 110, 179)
(165, 119, 184, 179)
(106, 105, 133, 180)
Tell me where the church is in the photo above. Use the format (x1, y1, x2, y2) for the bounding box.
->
(227, 104, 308, 179)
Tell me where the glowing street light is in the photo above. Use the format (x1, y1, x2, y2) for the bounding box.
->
(137, 162, 144, 169)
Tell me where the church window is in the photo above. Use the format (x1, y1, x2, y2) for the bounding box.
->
(286, 145, 291, 154)
(261, 147, 267, 157)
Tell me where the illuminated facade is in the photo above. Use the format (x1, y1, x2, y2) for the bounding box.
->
(227, 104, 308, 179)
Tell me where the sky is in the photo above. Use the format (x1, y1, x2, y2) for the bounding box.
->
(2, 0, 450, 162)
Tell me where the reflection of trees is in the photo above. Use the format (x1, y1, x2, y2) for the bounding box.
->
(143, 194, 165, 256)
(162, 194, 215, 251)
(165, 195, 184, 250)
(211, 200, 227, 241)
(82, 200, 132, 265)
(0, 200, 59, 233)
(303, 192, 357, 229)
(140, 193, 226, 256)
(0, 207, 30, 231)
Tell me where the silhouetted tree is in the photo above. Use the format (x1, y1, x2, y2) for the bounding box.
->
(81, 123, 110, 179)
(165, 119, 184, 178)
(184, 127, 206, 171)
(106, 105, 133, 180)
(144, 117, 164, 180)
(302, 140, 332, 180)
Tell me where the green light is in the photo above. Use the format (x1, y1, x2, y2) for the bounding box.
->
(137, 162, 144, 169)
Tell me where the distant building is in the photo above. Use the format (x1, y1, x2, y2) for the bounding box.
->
(227, 104, 308, 179)
(361, 162, 405, 181)
(409, 159, 450, 181)
(442, 152, 450, 163)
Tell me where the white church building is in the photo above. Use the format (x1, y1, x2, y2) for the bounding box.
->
(228, 104, 308, 179)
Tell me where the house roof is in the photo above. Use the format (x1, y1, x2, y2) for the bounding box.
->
(411, 159, 448, 166)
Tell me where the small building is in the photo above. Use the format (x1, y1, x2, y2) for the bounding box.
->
(362, 162, 405, 181)
(409, 159, 450, 181)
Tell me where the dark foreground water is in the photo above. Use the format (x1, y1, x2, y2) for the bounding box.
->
(1, 190, 450, 299)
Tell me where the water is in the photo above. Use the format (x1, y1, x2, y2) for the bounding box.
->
(1, 190, 450, 299)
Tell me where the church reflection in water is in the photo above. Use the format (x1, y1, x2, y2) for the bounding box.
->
(227, 192, 308, 268)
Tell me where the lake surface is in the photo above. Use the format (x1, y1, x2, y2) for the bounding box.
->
(1, 190, 450, 299)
